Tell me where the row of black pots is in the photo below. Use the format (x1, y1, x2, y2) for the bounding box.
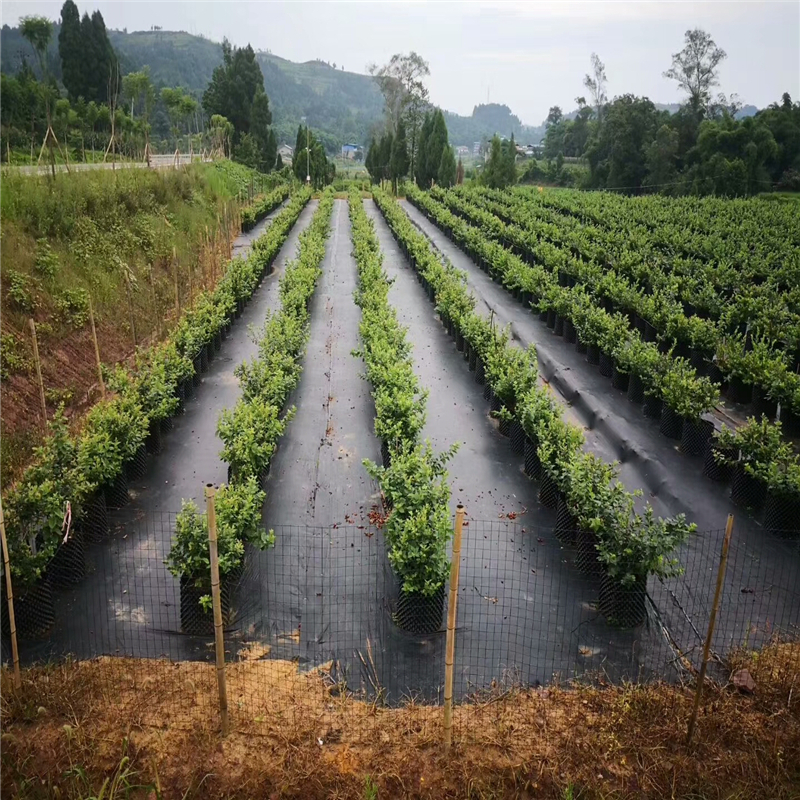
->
(384, 198, 651, 629)
(2, 249, 279, 641)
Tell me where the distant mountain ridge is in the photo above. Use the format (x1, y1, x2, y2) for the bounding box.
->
(0, 24, 759, 152)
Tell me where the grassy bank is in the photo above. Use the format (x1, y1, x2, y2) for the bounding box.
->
(0, 160, 269, 485)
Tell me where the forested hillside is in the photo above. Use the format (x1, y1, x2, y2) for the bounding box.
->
(1, 24, 535, 150)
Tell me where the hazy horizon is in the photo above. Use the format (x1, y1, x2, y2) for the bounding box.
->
(3, 1, 798, 125)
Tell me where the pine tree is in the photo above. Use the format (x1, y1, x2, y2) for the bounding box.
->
(58, 0, 83, 101)
(425, 110, 448, 187)
(390, 118, 409, 192)
(456, 157, 465, 185)
(438, 144, 456, 188)
(365, 137, 378, 183)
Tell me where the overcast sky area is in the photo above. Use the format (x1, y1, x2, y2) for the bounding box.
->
(3, 1, 799, 124)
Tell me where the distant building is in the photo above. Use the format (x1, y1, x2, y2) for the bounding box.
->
(278, 143, 294, 161)
(456, 145, 470, 156)
(473, 141, 481, 155)
(341, 143, 362, 160)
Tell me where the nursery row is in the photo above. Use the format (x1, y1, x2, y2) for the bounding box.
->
(510, 184, 800, 274)
(165, 189, 335, 634)
(1, 188, 312, 638)
(240, 183, 292, 231)
(434, 185, 800, 428)
(348, 189, 456, 633)
(373, 187, 696, 627)
(406, 186, 800, 531)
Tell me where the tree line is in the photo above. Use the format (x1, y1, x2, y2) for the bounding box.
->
(538, 30, 800, 196)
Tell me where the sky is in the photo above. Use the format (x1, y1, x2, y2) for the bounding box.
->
(3, 0, 799, 125)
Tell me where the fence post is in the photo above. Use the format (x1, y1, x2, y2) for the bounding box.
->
(0, 499, 22, 689)
(686, 514, 734, 747)
(88, 296, 105, 398)
(205, 484, 229, 736)
(28, 318, 47, 429)
(443, 504, 466, 749)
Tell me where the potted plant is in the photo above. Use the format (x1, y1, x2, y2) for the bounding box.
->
(364, 442, 458, 634)
(535, 415, 584, 510)
(658, 359, 719, 448)
(615, 338, 661, 404)
(762, 458, 800, 538)
(165, 480, 268, 635)
(728, 417, 789, 510)
(597, 503, 695, 627)
(1, 480, 64, 638)
(703, 424, 738, 483)
(217, 397, 294, 486)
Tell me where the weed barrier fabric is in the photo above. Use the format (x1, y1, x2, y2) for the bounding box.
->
(396, 200, 800, 679)
(6, 200, 319, 666)
(5, 201, 800, 707)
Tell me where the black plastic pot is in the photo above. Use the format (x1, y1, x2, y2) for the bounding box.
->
(587, 344, 601, 366)
(763, 491, 800, 538)
(125, 443, 148, 481)
(546, 309, 556, 329)
(1, 578, 55, 639)
(175, 379, 186, 411)
(538, 469, 559, 509)
(160, 415, 173, 434)
(463, 342, 471, 364)
(468, 347, 477, 372)
(179, 575, 233, 636)
(395, 586, 444, 634)
(599, 351, 614, 378)
(475, 357, 486, 386)
(563, 318, 577, 344)
(456, 330, 465, 352)
(524, 435, 542, 480)
(192, 354, 202, 387)
(680, 418, 714, 456)
(539, 309, 549, 323)
(554, 494, 576, 545)
(48, 529, 87, 588)
(599, 573, 647, 628)
(81, 492, 109, 543)
(381, 440, 392, 469)
(104, 471, 129, 510)
(659, 405, 683, 440)
(727, 376, 753, 405)
(483, 382, 492, 401)
(730, 464, 767, 510)
(146, 419, 162, 455)
(509, 419, 525, 455)
(702, 440, 736, 483)
(643, 321, 657, 342)
(782, 407, 800, 437)
(575, 527, 603, 577)
(611, 366, 630, 392)
(576, 338, 588, 355)
(199, 344, 209, 374)
(627, 374, 645, 404)
(498, 416, 511, 437)
(490, 392, 502, 414)
(752, 385, 777, 421)
(690, 348, 709, 375)
(553, 315, 565, 337)
(182, 376, 195, 400)
(643, 394, 663, 419)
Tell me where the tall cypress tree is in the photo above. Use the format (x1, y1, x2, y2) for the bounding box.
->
(425, 110, 448, 187)
(58, 0, 83, 100)
(390, 118, 409, 192)
(438, 144, 456, 188)
(415, 113, 432, 188)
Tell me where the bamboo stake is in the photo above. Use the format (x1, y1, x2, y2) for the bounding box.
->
(686, 514, 735, 747)
(123, 271, 137, 348)
(173, 246, 180, 314)
(148, 266, 161, 339)
(88, 297, 105, 398)
(0, 499, 22, 689)
(28, 319, 47, 428)
(443, 504, 466, 749)
(205, 484, 229, 736)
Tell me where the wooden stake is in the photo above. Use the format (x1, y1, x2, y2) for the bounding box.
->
(205, 484, 229, 736)
(123, 271, 137, 348)
(686, 515, 734, 747)
(0, 498, 22, 689)
(88, 297, 105, 398)
(443, 504, 466, 749)
(173, 246, 180, 314)
(29, 319, 47, 428)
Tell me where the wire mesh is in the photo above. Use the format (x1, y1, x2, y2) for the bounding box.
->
(2, 506, 798, 743)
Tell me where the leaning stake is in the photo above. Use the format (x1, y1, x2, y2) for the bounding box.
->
(29, 318, 47, 429)
(443, 504, 466, 749)
(686, 514, 734, 746)
(0, 498, 22, 689)
(205, 484, 229, 736)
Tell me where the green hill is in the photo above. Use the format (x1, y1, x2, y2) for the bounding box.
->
(1, 24, 540, 152)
